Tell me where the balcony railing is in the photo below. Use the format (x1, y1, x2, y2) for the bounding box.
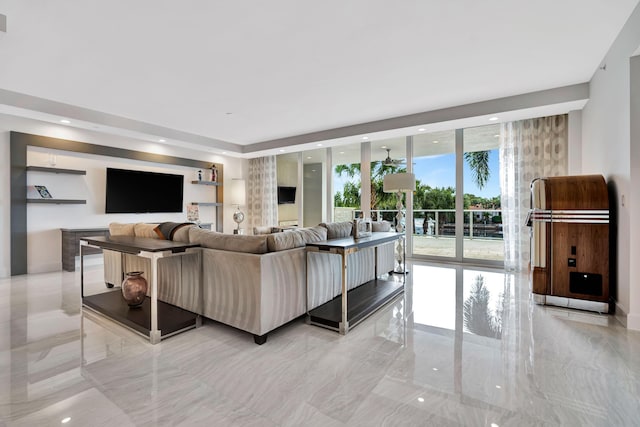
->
(342, 208, 503, 240)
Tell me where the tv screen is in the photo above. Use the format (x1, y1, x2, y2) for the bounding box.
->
(277, 186, 296, 204)
(105, 168, 184, 214)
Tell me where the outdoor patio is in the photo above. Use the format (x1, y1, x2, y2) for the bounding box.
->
(411, 235, 504, 260)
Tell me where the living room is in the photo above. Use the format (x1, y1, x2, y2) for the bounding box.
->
(1, 1, 640, 425)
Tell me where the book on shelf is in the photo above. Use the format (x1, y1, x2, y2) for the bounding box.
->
(27, 185, 53, 199)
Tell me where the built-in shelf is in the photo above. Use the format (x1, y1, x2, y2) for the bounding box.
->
(26, 166, 86, 175)
(27, 199, 87, 204)
(190, 202, 223, 207)
(191, 180, 221, 186)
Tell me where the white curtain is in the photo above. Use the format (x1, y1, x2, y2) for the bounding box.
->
(500, 115, 568, 271)
(247, 156, 278, 229)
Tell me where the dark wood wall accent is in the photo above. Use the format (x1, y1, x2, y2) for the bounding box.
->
(551, 222, 610, 302)
(546, 174, 609, 210)
(10, 131, 224, 276)
(61, 228, 109, 272)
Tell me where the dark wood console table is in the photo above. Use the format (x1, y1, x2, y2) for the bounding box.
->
(80, 235, 200, 344)
(61, 228, 109, 271)
(306, 232, 404, 334)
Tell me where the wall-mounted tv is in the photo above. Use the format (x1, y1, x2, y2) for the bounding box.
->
(105, 168, 184, 214)
(277, 186, 296, 204)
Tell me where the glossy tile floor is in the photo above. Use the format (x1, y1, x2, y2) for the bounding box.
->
(1, 261, 639, 426)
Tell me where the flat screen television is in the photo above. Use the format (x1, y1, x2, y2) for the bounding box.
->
(277, 186, 296, 204)
(105, 168, 184, 213)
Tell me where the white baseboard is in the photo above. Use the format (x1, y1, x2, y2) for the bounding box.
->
(28, 262, 61, 274)
(626, 312, 640, 331)
(615, 302, 628, 328)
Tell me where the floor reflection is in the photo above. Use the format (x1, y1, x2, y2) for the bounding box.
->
(1, 262, 639, 425)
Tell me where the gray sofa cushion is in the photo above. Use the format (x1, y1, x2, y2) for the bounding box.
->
(296, 226, 328, 244)
(320, 221, 353, 239)
(189, 227, 268, 254)
(173, 224, 197, 242)
(267, 230, 305, 252)
(371, 220, 392, 232)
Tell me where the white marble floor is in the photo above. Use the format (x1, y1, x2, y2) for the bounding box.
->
(1, 261, 639, 426)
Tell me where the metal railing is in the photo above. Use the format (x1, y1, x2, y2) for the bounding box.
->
(343, 208, 503, 240)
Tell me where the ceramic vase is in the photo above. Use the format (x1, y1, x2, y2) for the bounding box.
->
(122, 271, 147, 307)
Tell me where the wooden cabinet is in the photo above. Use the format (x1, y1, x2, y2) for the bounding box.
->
(528, 175, 611, 313)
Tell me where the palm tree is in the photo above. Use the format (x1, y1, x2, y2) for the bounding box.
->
(335, 162, 403, 210)
(464, 151, 490, 190)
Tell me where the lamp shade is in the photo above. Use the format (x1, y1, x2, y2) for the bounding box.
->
(227, 179, 246, 206)
(383, 173, 416, 193)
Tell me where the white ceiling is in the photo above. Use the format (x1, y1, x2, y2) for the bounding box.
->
(0, 0, 638, 155)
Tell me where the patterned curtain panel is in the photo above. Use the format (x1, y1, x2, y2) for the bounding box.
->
(500, 115, 568, 271)
(247, 156, 278, 229)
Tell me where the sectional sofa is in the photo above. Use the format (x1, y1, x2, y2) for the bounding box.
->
(102, 221, 395, 344)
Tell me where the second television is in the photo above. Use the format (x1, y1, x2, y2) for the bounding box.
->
(277, 186, 296, 204)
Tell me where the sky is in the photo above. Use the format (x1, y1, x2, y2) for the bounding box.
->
(415, 149, 501, 198)
(334, 149, 501, 200)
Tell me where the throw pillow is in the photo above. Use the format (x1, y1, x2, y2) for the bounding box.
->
(189, 227, 268, 254)
(295, 226, 328, 244)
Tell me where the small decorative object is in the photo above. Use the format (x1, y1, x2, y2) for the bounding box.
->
(47, 154, 57, 167)
(210, 164, 218, 182)
(122, 271, 148, 307)
(27, 185, 53, 199)
(353, 218, 372, 239)
(198, 170, 202, 181)
(187, 203, 200, 223)
(228, 179, 246, 234)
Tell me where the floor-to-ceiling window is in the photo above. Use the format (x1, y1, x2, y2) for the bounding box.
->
(332, 142, 362, 222)
(411, 130, 457, 258)
(463, 124, 503, 262)
(370, 137, 407, 224)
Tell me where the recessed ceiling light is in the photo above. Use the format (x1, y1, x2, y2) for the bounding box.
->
(495, 385, 502, 389)
(158, 139, 166, 143)
(491, 424, 499, 427)
(380, 145, 387, 149)
(307, 156, 312, 159)
(60, 119, 70, 124)
(489, 116, 499, 121)
(61, 418, 71, 424)
(362, 136, 369, 140)
(432, 140, 439, 144)
(222, 152, 227, 154)
(432, 367, 438, 371)
(494, 134, 500, 138)
(339, 151, 345, 154)
(317, 143, 323, 147)
(418, 128, 426, 132)
(279, 149, 285, 152)
(417, 397, 425, 403)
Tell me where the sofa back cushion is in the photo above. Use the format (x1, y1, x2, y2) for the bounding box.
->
(189, 227, 268, 254)
(134, 223, 161, 238)
(371, 220, 392, 232)
(109, 222, 135, 236)
(266, 230, 305, 252)
(296, 226, 328, 244)
(320, 221, 353, 239)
